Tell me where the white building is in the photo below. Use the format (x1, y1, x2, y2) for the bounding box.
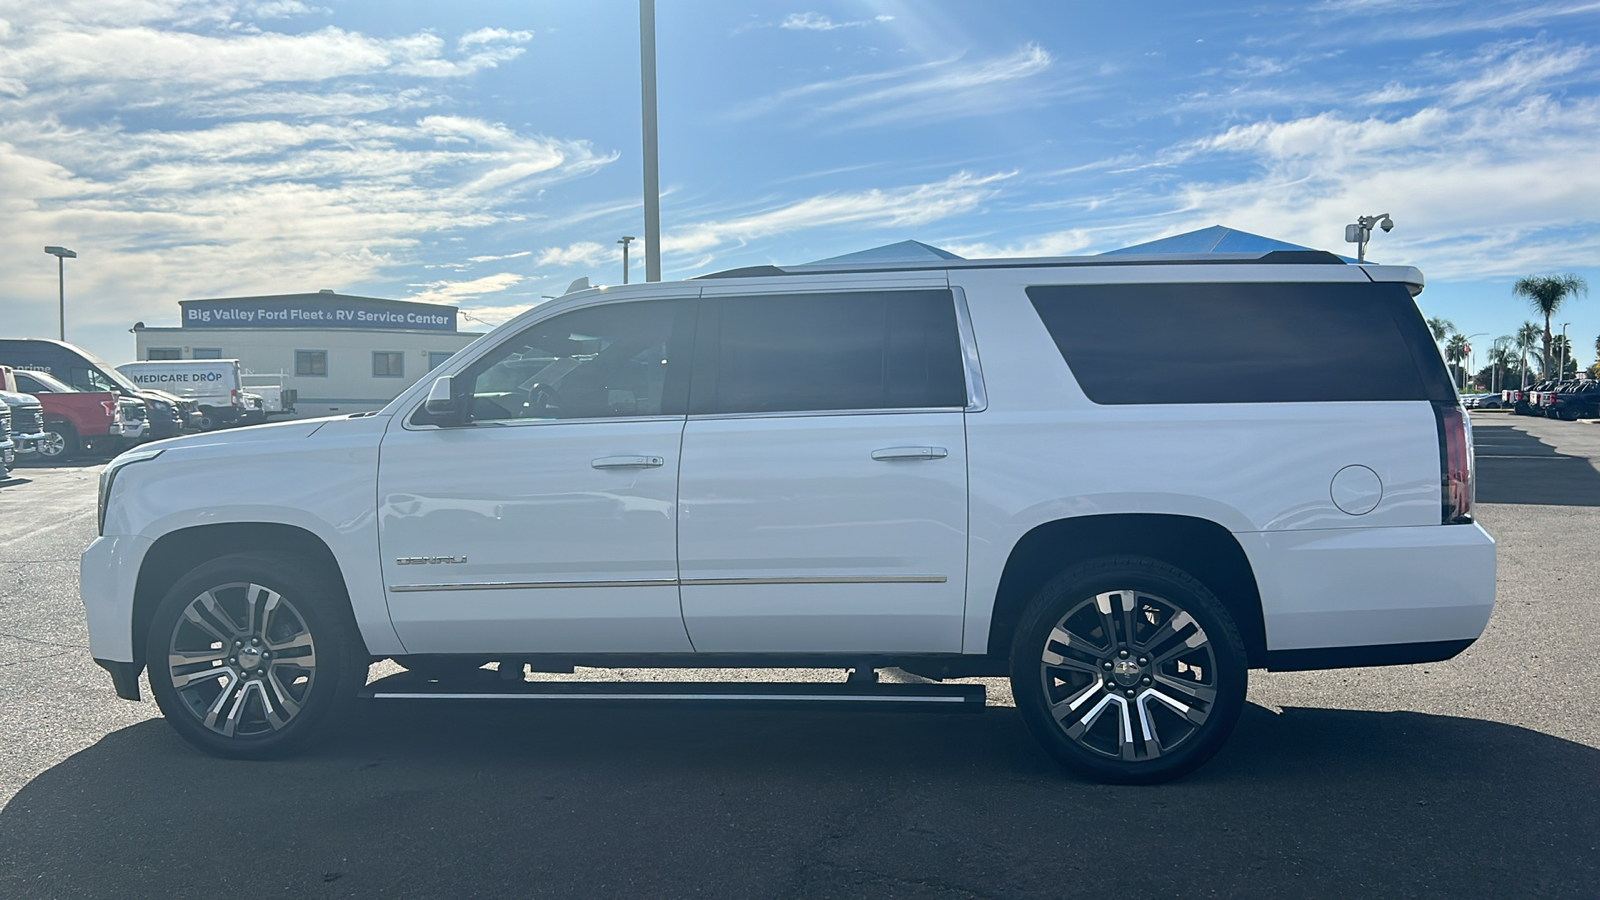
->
(133, 291, 481, 418)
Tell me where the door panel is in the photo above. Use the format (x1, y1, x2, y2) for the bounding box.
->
(377, 295, 695, 655)
(677, 411, 968, 652)
(379, 419, 691, 653)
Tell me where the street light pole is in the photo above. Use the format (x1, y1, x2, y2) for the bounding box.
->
(1561, 322, 1571, 379)
(639, 0, 662, 282)
(44, 246, 77, 341)
(618, 236, 636, 284)
(1464, 332, 1487, 393)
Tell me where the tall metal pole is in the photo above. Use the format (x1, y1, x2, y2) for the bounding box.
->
(57, 255, 65, 341)
(639, 0, 662, 282)
(1561, 322, 1570, 378)
(618, 236, 635, 284)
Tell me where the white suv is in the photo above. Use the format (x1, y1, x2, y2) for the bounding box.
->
(83, 248, 1495, 783)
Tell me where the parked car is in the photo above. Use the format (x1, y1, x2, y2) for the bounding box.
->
(0, 339, 182, 440)
(0, 396, 12, 478)
(116, 358, 251, 431)
(1513, 380, 1556, 415)
(0, 378, 49, 464)
(241, 374, 299, 417)
(143, 388, 203, 431)
(84, 248, 1494, 784)
(8, 368, 145, 460)
(1545, 380, 1600, 420)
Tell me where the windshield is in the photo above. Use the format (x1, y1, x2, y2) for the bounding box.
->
(68, 349, 142, 395)
(16, 370, 74, 393)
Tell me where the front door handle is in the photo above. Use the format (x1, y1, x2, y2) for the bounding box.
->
(592, 455, 666, 469)
(871, 446, 948, 461)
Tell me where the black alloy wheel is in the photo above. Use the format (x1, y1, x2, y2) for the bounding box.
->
(146, 552, 367, 758)
(1010, 556, 1248, 784)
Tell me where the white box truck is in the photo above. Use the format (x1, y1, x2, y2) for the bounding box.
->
(117, 360, 248, 431)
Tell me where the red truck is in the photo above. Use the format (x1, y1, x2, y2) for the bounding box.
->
(0, 366, 147, 461)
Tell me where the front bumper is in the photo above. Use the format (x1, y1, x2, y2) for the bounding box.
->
(112, 420, 147, 439)
(80, 533, 154, 670)
(11, 430, 50, 455)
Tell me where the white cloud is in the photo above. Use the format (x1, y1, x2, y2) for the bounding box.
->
(944, 229, 1095, 260)
(406, 272, 523, 304)
(779, 12, 894, 31)
(536, 241, 614, 268)
(731, 43, 1055, 128)
(459, 27, 533, 49)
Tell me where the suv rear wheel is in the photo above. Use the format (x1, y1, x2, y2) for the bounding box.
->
(1010, 557, 1247, 784)
(146, 552, 367, 758)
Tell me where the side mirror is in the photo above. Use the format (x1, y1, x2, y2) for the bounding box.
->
(424, 376, 461, 420)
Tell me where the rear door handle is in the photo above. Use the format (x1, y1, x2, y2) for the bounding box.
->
(871, 447, 948, 461)
(592, 455, 665, 469)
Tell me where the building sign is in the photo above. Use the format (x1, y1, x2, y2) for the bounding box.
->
(180, 295, 457, 332)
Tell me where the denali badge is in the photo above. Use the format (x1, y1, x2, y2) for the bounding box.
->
(395, 555, 468, 565)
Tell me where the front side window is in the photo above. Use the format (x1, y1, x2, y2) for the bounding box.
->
(296, 351, 327, 377)
(69, 366, 120, 393)
(690, 289, 966, 415)
(373, 351, 405, 378)
(460, 298, 686, 422)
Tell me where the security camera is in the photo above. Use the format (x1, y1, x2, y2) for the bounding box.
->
(1379, 216, 1395, 233)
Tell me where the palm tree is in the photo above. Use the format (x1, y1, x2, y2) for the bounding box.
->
(1515, 321, 1542, 387)
(1489, 336, 1514, 392)
(1444, 332, 1470, 390)
(1426, 316, 1454, 350)
(1512, 274, 1588, 376)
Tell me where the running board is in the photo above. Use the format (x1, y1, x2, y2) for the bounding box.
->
(362, 677, 985, 712)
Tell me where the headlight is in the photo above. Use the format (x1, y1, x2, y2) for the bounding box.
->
(98, 448, 164, 536)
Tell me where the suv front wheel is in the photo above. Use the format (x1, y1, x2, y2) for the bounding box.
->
(146, 552, 367, 758)
(1010, 557, 1248, 784)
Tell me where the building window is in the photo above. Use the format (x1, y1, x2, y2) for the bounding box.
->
(296, 350, 328, 377)
(193, 348, 223, 359)
(373, 351, 405, 378)
(428, 351, 455, 371)
(147, 348, 182, 360)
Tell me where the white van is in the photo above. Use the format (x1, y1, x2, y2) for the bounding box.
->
(116, 359, 246, 431)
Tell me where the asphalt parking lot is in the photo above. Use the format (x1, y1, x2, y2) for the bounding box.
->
(2, 414, 1597, 899)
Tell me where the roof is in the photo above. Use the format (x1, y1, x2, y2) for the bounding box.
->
(806, 240, 965, 265)
(1100, 225, 1315, 256)
(698, 226, 1349, 280)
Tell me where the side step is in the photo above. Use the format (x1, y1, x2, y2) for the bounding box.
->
(362, 676, 985, 713)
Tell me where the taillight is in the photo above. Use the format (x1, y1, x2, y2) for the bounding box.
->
(231, 388, 240, 408)
(1435, 403, 1473, 524)
(101, 399, 120, 422)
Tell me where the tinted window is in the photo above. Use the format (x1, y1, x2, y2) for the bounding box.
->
(147, 348, 182, 360)
(193, 348, 222, 360)
(296, 351, 327, 376)
(692, 290, 966, 414)
(1027, 282, 1453, 404)
(373, 351, 405, 378)
(464, 299, 686, 422)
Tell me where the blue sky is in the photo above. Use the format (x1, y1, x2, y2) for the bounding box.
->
(3, 0, 1600, 371)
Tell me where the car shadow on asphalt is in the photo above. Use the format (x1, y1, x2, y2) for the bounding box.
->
(2, 701, 1595, 898)
(1472, 421, 1600, 506)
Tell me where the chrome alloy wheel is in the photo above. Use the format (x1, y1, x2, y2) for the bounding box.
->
(165, 582, 318, 738)
(1039, 588, 1217, 762)
(36, 431, 66, 458)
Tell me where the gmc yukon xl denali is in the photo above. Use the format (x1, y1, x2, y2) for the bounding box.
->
(83, 249, 1495, 783)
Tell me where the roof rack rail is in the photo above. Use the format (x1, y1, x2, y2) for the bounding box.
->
(694, 248, 1347, 280)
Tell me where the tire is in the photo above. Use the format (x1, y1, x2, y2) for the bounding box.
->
(146, 552, 368, 759)
(196, 410, 218, 432)
(1009, 556, 1248, 784)
(34, 422, 77, 462)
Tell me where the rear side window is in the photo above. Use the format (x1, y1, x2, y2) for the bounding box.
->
(691, 290, 967, 415)
(1027, 281, 1453, 404)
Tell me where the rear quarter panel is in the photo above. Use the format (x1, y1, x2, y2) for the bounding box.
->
(952, 265, 1455, 652)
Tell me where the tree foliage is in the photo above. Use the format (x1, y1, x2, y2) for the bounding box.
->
(1512, 273, 1588, 376)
